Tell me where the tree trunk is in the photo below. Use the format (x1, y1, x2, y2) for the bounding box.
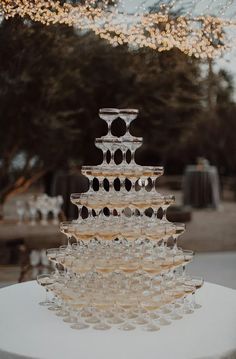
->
(0, 169, 47, 219)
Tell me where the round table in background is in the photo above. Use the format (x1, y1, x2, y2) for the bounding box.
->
(0, 281, 236, 359)
(183, 165, 220, 209)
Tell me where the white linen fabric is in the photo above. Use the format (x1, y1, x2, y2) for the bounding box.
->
(0, 281, 235, 359)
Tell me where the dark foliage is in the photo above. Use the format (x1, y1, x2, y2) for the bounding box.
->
(0, 17, 235, 203)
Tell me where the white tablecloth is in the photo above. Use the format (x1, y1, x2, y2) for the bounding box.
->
(0, 281, 235, 359)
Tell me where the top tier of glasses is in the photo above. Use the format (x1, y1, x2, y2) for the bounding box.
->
(82, 108, 164, 181)
(99, 108, 140, 141)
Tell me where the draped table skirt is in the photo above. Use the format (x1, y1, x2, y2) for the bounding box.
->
(0, 281, 235, 359)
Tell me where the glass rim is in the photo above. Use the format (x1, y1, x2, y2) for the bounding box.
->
(119, 108, 139, 113)
(99, 108, 119, 113)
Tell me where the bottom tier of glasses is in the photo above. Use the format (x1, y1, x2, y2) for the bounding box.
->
(37, 269, 203, 331)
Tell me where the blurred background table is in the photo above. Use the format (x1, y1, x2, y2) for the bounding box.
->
(183, 165, 220, 209)
(0, 220, 64, 250)
(0, 281, 235, 359)
(0, 220, 64, 282)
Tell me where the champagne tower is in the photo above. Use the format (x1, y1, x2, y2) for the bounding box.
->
(42, 108, 203, 331)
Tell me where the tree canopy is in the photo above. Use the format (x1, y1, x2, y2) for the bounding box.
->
(0, 17, 235, 203)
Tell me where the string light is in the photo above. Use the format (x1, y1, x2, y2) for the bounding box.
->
(0, 0, 236, 58)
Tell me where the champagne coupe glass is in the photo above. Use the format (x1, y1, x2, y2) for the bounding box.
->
(99, 108, 119, 138)
(141, 259, 163, 292)
(172, 223, 186, 252)
(129, 140, 142, 165)
(117, 296, 137, 331)
(28, 198, 37, 226)
(46, 248, 60, 274)
(182, 250, 194, 279)
(119, 256, 140, 291)
(151, 193, 165, 218)
(119, 109, 139, 138)
(156, 293, 172, 326)
(52, 198, 61, 225)
(16, 200, 25, 225)
(95, 138, 108, 164)
(166, 287, 183, 320)
(120, 142, 128, 163)
(55, 276, 73, 318)
(161, 195, 175, 223)
(93, 297, 112, 330)
(158, 223, 175, 255)
(141, 298, 161, 331)
(70, 193, 88, 219)
(60, 221, 78, 250)
(109, 141, 121, 166)
(48, 279, 65, 312)
(185, 276, 204, 309)
(40, 204, 49, 226)
(70, 297, 90, 330)
(37, 274, 54, 306)
(150, 166, 164, 189)
(60, 221, 75, 248)
(62, 289, 79, 323)
(38, 195, 49, 226)
(182, 285, 195, 314)
(107, 294, 125, 325)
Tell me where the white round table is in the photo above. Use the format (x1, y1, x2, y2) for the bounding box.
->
(0, 281, 236, 359)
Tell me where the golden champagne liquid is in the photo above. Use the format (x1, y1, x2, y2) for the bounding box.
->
(79, 234, 93, 241)
(96, 267, 115, 273)
(48, 255, 57, 262)
(184, 287, 194, 294)
(95, 303, 110, 310)
(173, 292, 184, 299)
(132, 202, 148, 209)
(144, 304, 160, 311)
(161, 260, 173, 269)
(174, 256, 184, 265)
(99, 233, 116, 240)
(142, 266, 162, 274)
(119, 264, 139, 273)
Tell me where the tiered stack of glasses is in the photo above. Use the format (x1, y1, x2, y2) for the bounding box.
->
(37, 108, 203, 331)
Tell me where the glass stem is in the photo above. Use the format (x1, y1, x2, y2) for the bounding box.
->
(103, 150, 107, 163)
(131, 150, 135, 164)
(107, 122, 111, 136)
(152, 178, 156, 190)
(89, 178, 93, 191)
(110, 150, 114, 164)
(123, 150, 126, 163)
(126, 122, 131, 136)
(67, 235, 72, 248)
(45, 288, 49, 303)
(162, 208, 166, 221)
(152, 209, 157, 218)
